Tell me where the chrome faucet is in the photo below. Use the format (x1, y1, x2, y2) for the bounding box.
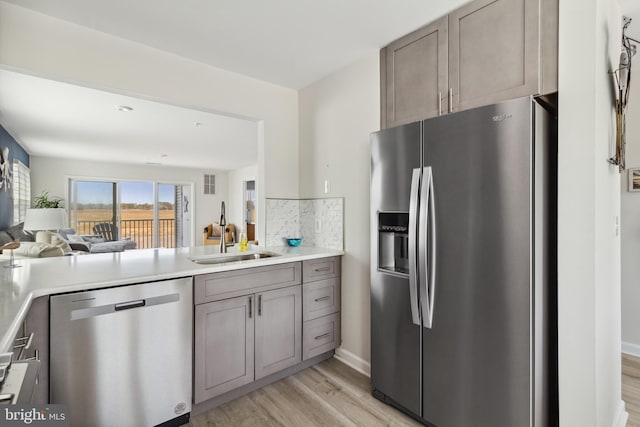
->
(219, 201, 227, 253)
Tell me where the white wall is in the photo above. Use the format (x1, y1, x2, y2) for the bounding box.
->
(298, 53, 379, 372)
(0, 2, 299, 245)
(227, 164, 258, 237)
(557, 0, 624, 425)
(621, 69, 640, 355)
(30, 156, 228, 244)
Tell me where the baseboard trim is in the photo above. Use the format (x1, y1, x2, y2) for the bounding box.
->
(334, 347, 371, 377)
(622, 341, 640, 358)
(612, 399, 628, 427)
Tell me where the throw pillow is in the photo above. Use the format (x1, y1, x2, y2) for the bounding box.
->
(6, 223, 35, 242)
(82, 236, 106, 244)
(67, 234, 86, 244)
(0, 230, 13, 247)
(51, 234, 72, 253)
(56, 228, 76, 240)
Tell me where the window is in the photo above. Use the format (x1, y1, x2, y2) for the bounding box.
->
(12, 160, 30, 224)
(68, 178, 192, 249)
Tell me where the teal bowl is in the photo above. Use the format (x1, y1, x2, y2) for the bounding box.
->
(286, 238, 303, 247)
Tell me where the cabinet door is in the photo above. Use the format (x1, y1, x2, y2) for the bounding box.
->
(194, 295, 254, 403)
(382, 16, 448, 128)
(449, 0, 539, 112)
(20, 296, 49, 404)
(255, 285, 302, 380)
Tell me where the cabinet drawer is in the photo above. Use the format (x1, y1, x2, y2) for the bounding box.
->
(302, 257, 341, 283)
(303, 278, 340, 321)
(303, 313, 340, 360)
(194, 262, 301, 304)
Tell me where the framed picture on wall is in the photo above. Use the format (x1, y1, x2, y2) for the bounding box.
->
(629, 168, 640, 192)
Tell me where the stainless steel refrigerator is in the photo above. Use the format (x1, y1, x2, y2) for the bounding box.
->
(370, 96, 557, 427)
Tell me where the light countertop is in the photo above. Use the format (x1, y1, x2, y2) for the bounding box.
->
(0, 245, 343, 353)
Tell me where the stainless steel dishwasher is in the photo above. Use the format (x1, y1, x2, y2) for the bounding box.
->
(50, 277, 193, 427)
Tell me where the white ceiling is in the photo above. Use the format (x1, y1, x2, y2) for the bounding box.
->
(0, 69, 259, 170)
(0, 0, 475, 170)
(2, 0, 472, 89)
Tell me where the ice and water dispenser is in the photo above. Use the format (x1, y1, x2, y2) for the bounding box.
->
(377, 212, 409, 275)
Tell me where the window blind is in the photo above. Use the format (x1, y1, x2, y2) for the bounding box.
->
(12, 160, 31, 224)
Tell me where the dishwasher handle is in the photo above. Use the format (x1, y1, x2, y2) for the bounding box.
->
(114, 300, 146, 311)
(70, 293, 180, 321)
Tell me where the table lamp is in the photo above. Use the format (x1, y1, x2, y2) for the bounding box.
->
(23, 208, 67, 242)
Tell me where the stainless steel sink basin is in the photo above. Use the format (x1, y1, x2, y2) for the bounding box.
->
(191, 252, 279, 265)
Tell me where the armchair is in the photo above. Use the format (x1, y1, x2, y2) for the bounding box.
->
(203, 223, 236, 246)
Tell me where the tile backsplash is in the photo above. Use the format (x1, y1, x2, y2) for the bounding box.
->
(266, 198, 343, 250)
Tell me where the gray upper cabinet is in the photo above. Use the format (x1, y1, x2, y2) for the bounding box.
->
(381, 17, 448, 128)
(381, 0, 557, 127)
(449, 0, 539, 112)
(254, 285, 302, 380)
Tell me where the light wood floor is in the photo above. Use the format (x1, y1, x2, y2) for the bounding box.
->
(193, 354, 640, 426)
(624, 353, 640, 427)
(189, 357, 422, 427)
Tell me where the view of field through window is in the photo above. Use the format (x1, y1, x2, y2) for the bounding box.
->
(70, 181, 178, 249)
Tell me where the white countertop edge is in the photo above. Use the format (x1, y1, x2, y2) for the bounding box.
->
(0, 293, 33, 356)
(0, 246, 343, 353)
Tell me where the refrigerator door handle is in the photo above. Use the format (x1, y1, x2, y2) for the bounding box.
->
(408, 168, 421, 326)
(420, 166, 436, 329)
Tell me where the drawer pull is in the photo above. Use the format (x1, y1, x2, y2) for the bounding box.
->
(248, 296, 253, 318)
(13, 333, 33, 350)
(314, 267, 331, 272)
(14, 333, 34, 359)
(314, 296, 331, 302)
(0, 393, 14, 403)
(258, 295, 262, 316)
(23, 349, 39, 362)
(314, 332, 332, 340)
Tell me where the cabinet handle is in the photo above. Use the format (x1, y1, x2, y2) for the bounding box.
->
(314, 266, 331, 272)
(448, 88, 453, 113)
(314, 296, 331, 302)
(438, 91, 442, 116)
(248, 296, 253, 318)
(258, 295, 262, 316)
(314, 332, 331, 340)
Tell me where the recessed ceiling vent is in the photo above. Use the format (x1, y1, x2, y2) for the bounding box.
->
(204, 174, 216, 195)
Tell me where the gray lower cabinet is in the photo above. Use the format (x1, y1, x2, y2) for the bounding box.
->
(302, 257, 342, 361)
(254, 285, 302, 379)
(194, 295, 255, 403)
(13, 296, 49, 404)
(194, 262, 304, 404)
(194, 285, 301, 403)
(381, 0, 558, 127)
(194, 258, 341, 405)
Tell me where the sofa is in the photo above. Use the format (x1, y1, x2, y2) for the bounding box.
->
(0, 223, 137, 260)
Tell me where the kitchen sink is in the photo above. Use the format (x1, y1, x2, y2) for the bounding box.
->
(191, 252, 279, 265)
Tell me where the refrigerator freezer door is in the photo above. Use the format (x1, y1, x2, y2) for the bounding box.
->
(421, 97, 534, 427)
(370, 122, 422, 416)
